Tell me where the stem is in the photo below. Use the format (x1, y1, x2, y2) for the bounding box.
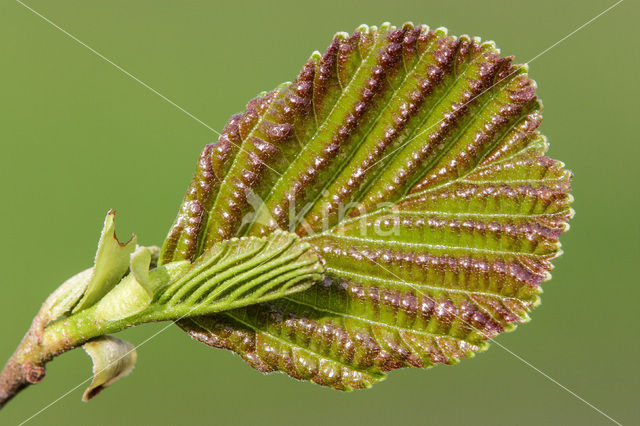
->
(0, 305, 125, 409)
(0, 358, 30, 410)
(0, 260, 188, 409)
(0, 316, 56, 409)
(0, 232, 321, 409)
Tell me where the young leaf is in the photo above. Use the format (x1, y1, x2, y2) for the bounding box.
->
(152, 231, 324, 319)
(130, 246, 154, 296)
(0, 22, 574, 409)
(73, 211, 137, 313)
(61, 230, 323, 326)
(162, 23, 573, 390)
(39, 211, 137, 327)
(82, 336, 137, 401)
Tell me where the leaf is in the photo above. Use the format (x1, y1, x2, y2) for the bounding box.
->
(90, 241, 162, 323)
(161, 23, 573, 390)
(130, 246, 154, 296)
(91, 231, 322, 323)
(73, 211, 137, 313)
(93, 257, 154, 323)
(37, 211, 137, 327)
(39, 268, 94, 326)
(153, 231, 323, 319)
(82, 336, 137, 401)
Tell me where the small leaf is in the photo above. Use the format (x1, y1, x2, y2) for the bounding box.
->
(73, 211, 137, 313)
(39, 268, 93, 326)
(162, 23, 573, 390)
(94, 274, 153, 323)
(38, 211, 136, 326)
(92, 245, 158, 322)
(130, 246, 153, 296)
(82, 336, 137, 401)
(153, 231, 323, 319)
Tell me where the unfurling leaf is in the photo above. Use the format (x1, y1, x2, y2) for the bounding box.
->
(161, 23, 573, 390)
(73, 211, 137, 313)
(39, 268, 93, 327)
(91, 230, 322, 323)
(154, 230, 323, 318)
(82, 336, 137, 401)
(91, 242, 165, 323)
(130, 246, 154, 296)
(38, 211, 136, 326)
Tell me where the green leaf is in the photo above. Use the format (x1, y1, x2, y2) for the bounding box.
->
(36, 211, 137, 327)
(130, 246, 154, 296)
(162, 23, 573, 390)
(82, 336, 137, 401)
(88, 231, 322, 324)
(39, 268, 93, 326)
(73, 211, 137, 313)
(152, 231, 323, 319)
(93, 272, 154, 323)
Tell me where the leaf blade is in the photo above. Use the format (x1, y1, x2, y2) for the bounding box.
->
(163, 23, 573, 390)
(73, 211, 136, 313)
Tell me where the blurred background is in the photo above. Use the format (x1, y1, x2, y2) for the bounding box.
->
(0, 0, 637, 424)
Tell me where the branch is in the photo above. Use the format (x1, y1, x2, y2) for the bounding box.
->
(0, 317, 52, 409)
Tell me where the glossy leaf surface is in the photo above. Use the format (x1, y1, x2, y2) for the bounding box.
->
(161, 23, 573, 390)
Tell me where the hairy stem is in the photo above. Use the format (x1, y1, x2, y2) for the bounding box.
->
(0, 259, 186, 409)
(0, 232, 322, 409)
(0, 306, 102, 409)
(0, 358, 30, 410)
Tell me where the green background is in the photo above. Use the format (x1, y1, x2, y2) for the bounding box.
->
(1, 0, 637, 424)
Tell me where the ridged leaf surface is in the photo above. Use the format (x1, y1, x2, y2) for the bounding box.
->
(155, 231, 323, 318)
(160, 23, 573, 390)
